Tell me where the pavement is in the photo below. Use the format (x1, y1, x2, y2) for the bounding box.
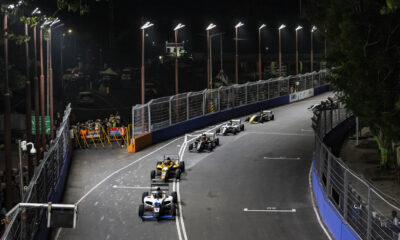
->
(53, 92, 332, 240)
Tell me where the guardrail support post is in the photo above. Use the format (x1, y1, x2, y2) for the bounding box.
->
(343, 167, 349, 221)
(186, 93, 191, 120)
(326, 151, 332, 192)
(218, 87, 222, 111)
(132, 106, 135, 139)
(147, 101, 152, 132)
(267, 81, 270, 99)
(202, 89, 207, 115)
(169, 97, 173, 126)
(245, 82, 249, 104)
(256, 80, 260, 101)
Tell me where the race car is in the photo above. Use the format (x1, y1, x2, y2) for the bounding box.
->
(151, 155, 185, 182)
(188, 132, 219, 152)
(216, 119, 244, 135)
(138, 183, 177, 221)
(245, 110, 274, 123)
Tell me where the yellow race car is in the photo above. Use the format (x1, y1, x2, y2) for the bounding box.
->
(245, 110, 274, 123)
(150, 155, 185, 182)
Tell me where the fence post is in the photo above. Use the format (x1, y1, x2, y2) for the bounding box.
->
(245, 83, 249, 104)
(147, 100, 152, 132)
(277, 78, 281, 96)
(218, 87, 222, 111)
(202, 89, 207, 115)
(186, 93, 191, 120)
(367, 186, 372, 240)
(326, 151, 332, 192)
(169, 96, 173, 126)
(343, 166, 349, 221)
(324, 110, 327, 135)
(267, 81, 270, 99)
(256, 81, 261, 101)
(132, 106, 135, 139)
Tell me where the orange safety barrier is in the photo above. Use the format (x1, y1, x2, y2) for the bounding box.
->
(129, 132, 152, 152)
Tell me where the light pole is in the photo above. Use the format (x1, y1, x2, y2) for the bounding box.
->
(235, 22, 244, 84)
(18, 141, 36, 200)
(295, 25, 303, 75)
(173, 23, 185, 95)
(40, 18, 51, 151)
(278, 24, 286, 76)
(206, 23, 216, 89)
(24, 17, 33, 180)
(258, 24, 266, 80)
(140, 21, 154, 104)
(32, 7, 41, 164)
(311, 25, 317, 72)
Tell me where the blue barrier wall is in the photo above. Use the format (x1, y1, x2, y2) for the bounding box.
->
(312, 163, 360, 240)
(314, 84, 330, 96)
(34, 144, 72, 240)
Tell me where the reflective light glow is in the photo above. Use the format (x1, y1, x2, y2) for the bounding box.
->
(50, 18, 60, 26)
(235, 22, 244, 28)
(206, 23, 216, 31)
(141, 21, 154, 30)
(174, 23, 185, 31)
(259, 24, 266, 30)
(278, 24, 286, 30)
(295, 25, 303, 31)
(32, 7, 40, 14)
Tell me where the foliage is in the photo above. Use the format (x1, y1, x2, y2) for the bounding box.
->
(305, 0, 400, 166)
(56, 0, 103, 15)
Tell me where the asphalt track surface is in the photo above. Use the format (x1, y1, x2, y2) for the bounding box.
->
(54, 93, 332, 240)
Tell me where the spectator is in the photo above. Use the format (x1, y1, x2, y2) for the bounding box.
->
(393, 211, 399, 227)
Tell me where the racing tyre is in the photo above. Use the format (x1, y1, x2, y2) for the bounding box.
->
(216, 128, 220, 134)
(138, 204, 144, 219)
(176, 169, 182, 180)
(271, 115, 275, 120)
(188, 143, 193, 151)
(180, 161, 185, 172)
(241, 124, 244, 131)
(171, 204, 177, 217)
(216, 138, 219, 146)
(233, 129, 237, 135)
(141, 192, 149, 203)
(172, 191, 178, 204)
(208, 143, 213, 151)
(245, 117, 250, 121)
(150, 170, 156, 180)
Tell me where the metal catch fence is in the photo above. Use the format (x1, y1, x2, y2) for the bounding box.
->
(132, 70, 329, 137)
(313, 103, 400, 240)
(1, 104, 72, 240)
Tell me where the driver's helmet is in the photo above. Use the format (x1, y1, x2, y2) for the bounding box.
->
(165, 157, 172, 165)
(201, 134, 207, 141)
(156, 187, 162, 198)
(228, 120, 232, 125)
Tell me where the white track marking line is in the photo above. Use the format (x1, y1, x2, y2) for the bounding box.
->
(246, 131, 313, 137)
(76, 137, 182, 205)
(111, 185, 148, 189)
(309, 163, 333, 240)
(173, 181, 183, 240)
(54, 228, 62, 239)
(263, 156, 301, 160)
(301, 129, 314, 132)
(243, 208, 296, 213)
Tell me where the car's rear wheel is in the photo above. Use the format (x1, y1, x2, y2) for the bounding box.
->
(241, 124, 244, 131)
(208, 143, 213, 151)
(176, 169, 181, 180)
(142, 192, 148, 203)
(139, 204, 144, 218)
(216, 138, 219, 146)
(271, 115, 275, 120)
(172, 191, 178, 203)
(150, 170, 156, 180)
(171, 204, 177, 217)
(188, 143, 193, 151)
(180, 161, 185, 172)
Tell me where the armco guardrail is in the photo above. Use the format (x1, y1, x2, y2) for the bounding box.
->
(2, 104, 72, 240)
(132, 70, 329, 141)
(312, 103, 400, 240)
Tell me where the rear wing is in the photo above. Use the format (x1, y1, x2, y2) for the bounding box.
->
(231, 119, 241, 125)
(262, 110, 273, 114)
(205, 132, 216, 139)
(164, 154, 179, 161)
(150, 183, 170, 192)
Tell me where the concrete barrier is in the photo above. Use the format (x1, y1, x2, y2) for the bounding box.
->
(133, 132, 152, 152)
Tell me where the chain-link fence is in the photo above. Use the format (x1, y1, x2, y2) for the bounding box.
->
(1, 104, 72, 240)
(132, 70, 329, 136)
(313, 103, 400, 240)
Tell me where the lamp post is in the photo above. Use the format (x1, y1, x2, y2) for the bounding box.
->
(206, 23, 216, 89)
(258, 24, 266, 80)
(40, 19, 50, 151)
(24, 18, 33, 180)
(18, 141, 36, 200)
(311, 25, 317, 72)
(295, 25, 303, 75)
(140, 21, 154, 104)
(174, 23, 185, 95)
(48, 18, 60, 140)
(278, 24, 286, 76)
(235, 22, 244, 84)
(32, 7, 41, 164)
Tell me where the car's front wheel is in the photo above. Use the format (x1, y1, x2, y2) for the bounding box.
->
(138, 204, 144, 219)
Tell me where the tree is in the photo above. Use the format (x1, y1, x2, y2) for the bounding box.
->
(305, 0, 400, 167)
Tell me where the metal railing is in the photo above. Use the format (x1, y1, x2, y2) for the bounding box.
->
(132, 70, 329, 136)
(2, 104, 72, 240)
(313, 102, 400, 240)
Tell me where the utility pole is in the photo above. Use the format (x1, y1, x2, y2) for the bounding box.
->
(40, 26, 46, 151)
(49, 27, 54, 139)
(25, 22, 33, 180)
(33, 24, 41, 162)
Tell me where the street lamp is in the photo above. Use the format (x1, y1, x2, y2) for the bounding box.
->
(278, 24, 286, 76)
(40, 18, 51, 150)
(295, 25, 303, 75)
(206, 23, 216, 89)
(18, 141, 36, 200)
(258, 24, 266, 80)
(311, 25, 317, 72)
(173, 23, 185, 95)
(235, 22, 244, 84)
(140, 21, 154, 104)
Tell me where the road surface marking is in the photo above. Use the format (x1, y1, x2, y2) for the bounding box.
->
(243, 208, 296, 213)
(173, 181, 183, 240)
(309, 163, 333, 240)
(76, 137, 182, 205)
(301, 129, 313, 132)
(112, 185, 148, 189)
(247, 131, 313, 137)
(264, 156, 301, 160)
